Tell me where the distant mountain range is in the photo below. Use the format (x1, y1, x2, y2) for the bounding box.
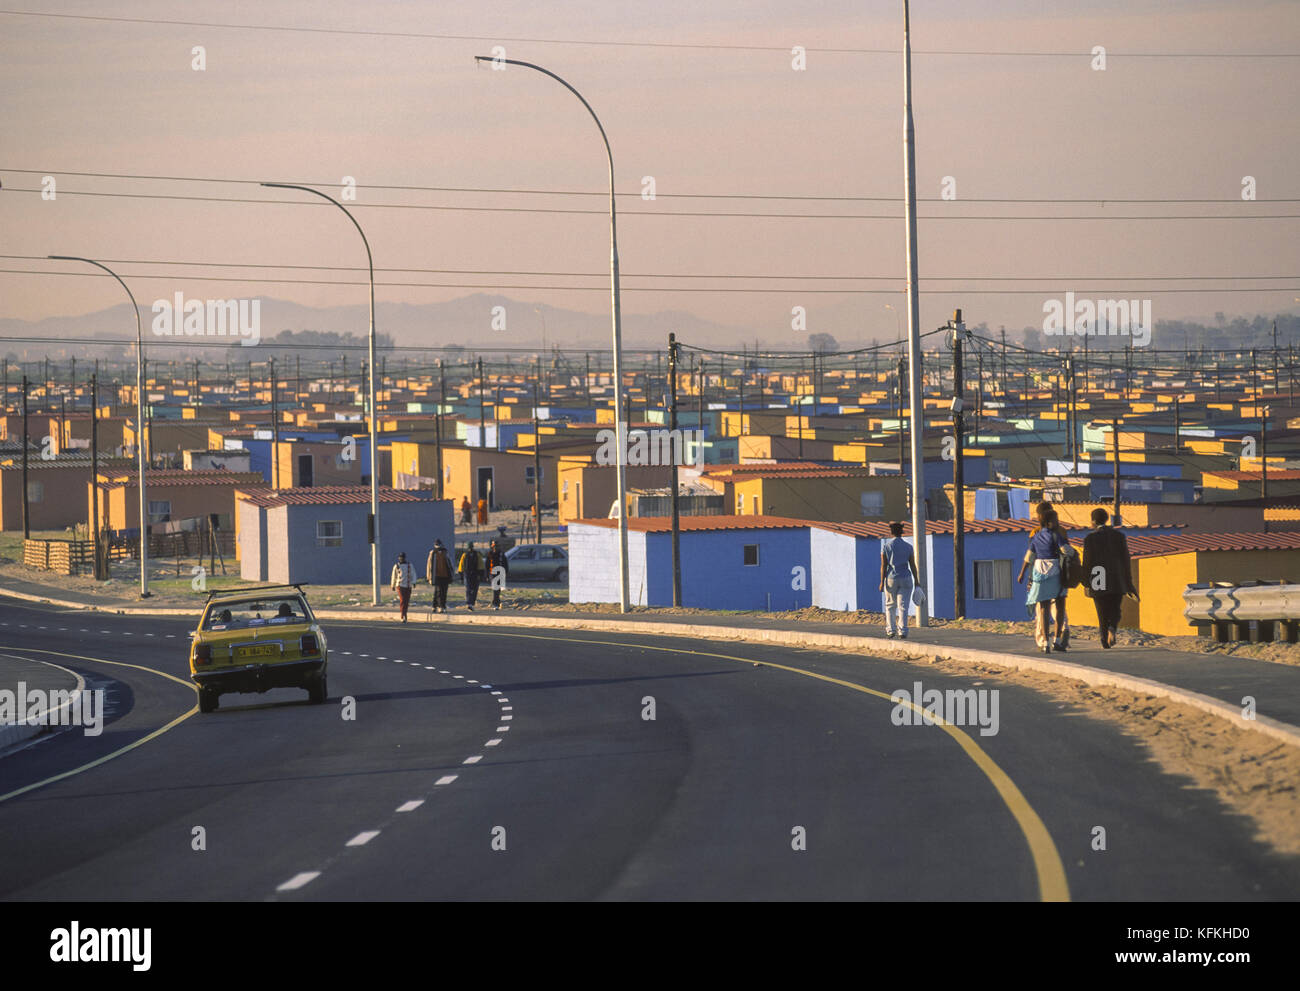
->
(0, 294, 786, 357)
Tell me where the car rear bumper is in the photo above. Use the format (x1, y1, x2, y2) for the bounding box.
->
(193, 658, 325, 695)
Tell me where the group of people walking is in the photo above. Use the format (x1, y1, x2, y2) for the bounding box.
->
(388, 539, 511, 621)
(879, 503, 1137, 650)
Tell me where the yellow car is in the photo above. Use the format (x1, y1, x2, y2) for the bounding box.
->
(189, 585, 329, 713)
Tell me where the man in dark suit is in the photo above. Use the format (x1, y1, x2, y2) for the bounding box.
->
(1082, 507, 1137, 648)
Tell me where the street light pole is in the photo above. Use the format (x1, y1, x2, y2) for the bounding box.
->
(477, 55, 630, 612)
(261, 182, 381, 606)
(48, 255, 150, 597)
(901, 0, 929, 625)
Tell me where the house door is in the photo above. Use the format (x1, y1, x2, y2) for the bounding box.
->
(476, 466, 495, 508)
(299, 454, 313, 487)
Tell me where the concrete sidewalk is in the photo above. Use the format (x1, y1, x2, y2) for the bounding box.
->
(3, 573, 1298, 741)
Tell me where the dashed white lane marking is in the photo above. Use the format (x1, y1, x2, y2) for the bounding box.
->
(80, 628, 89, 632)
(99, 630, 111, 634)
(359, 654, 369, 658)
(497, 726, 510, 732)
(122, 632, 132, 636)
(435, 775, 458, 786)
(277, 872, 321, 892)
(439, 670, 450, 674)
(498, 699, 510, 705)
(485, 739, 502, 746)
(165, 634, 175, 638)
(481, 684, 492, 689)
(340, 651, 352, 655)
(501, 706, 512, 712)
(453, 675, 464, 679)
(500, 715, 512, 721)
(462, 755, 482, 765)
(346, 831, 381, 847)
(424, 665, 436, 670)
(396, 800, 424, 813)
(467, 679, 478, 684)
(490, 691, 502, 695)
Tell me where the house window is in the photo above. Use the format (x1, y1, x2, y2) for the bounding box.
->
(859, 491, 885, 517)
(991, 458, 1010, 478)
(26, 480, 43, 503)
(743, 544, 759, 566)
(525, 465, 544, 484)
(316, 520, 343, 548)
(973, 560, 1013, 600)
(736, 492, 744, 513)
(147, 500, 171, 522)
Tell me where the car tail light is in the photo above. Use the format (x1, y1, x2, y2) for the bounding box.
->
(194, 643, 212, 665)
(301, 634, 320, 656)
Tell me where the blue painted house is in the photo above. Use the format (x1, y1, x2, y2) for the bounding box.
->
(237, 486, 453, 585)
(568, 516, 812, 610)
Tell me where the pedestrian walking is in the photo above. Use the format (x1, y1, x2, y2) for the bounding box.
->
(460, 496, 472, 525)
(878, 522, 919, 639)
(1082, 506, 1137, 648)
(390, 551, 415, 623)
(426, 539, 452, 613)
(485, 539, 509, 611)
(1017, 509, 1070, 653)
(458, 541, 482, 611)
(1047, 508, 1077, 651)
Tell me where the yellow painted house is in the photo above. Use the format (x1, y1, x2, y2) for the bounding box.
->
(1064, 532, 1300, 636)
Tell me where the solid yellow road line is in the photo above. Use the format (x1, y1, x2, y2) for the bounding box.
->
(0, 645, 198, 805)
(402, 625, 1071, 903)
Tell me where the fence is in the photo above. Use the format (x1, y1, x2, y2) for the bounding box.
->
(23, 538, 96, 576)
(1183, 580, 1300, 643)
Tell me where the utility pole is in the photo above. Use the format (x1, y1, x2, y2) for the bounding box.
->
(1262, 403, 1270, 534)
(1112, 418, 1122, 526)
(585, 352, 591, 407)
(21, 375, 29, 539)
(1173, 397, 1181, 454)
(695, 353, 704, 437)
(435, 359, 445, 500)
(478, 357, 486, 449)
(951, 312, 966, 619)
(668, 333, 682, 606)
(897, 356, 907, 506)
(532, 382, 542, 543)
(91, 373, 101, 579)
(270, 359, 279, 489)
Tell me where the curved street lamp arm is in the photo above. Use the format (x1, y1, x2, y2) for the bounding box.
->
(259, 182, 374, 273)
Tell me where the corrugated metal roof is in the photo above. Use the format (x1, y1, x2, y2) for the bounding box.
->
(237, 485, 435, 508)
(570, 515, 812, 533)
(98, 469, 265, 488)
(1126, 532, 1300, 557)
(1204, 470, 1300, 481)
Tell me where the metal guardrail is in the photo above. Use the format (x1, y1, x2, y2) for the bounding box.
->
(1183, 581, 1300, 643)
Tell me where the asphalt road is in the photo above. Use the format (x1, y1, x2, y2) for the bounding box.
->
(1, 598, 1296, 901)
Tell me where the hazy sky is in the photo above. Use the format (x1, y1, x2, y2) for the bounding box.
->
(3, 0, 1298, 347)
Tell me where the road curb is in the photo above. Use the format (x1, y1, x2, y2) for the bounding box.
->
(0, 656, 87, 753)
(3, 585, 1298, 750)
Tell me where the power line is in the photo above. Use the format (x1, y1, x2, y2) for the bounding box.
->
(4, 253, 1294, 283)
(5, 186, 1298, 221)
(8, 268, 1297, 295)
(6, 168, 1298, 205)
(4, 10, 1297, 58)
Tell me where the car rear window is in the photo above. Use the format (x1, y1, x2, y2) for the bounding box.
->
(205, 597, 308, 630)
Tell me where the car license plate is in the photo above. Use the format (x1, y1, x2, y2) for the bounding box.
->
(235, 644, 279, 660)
